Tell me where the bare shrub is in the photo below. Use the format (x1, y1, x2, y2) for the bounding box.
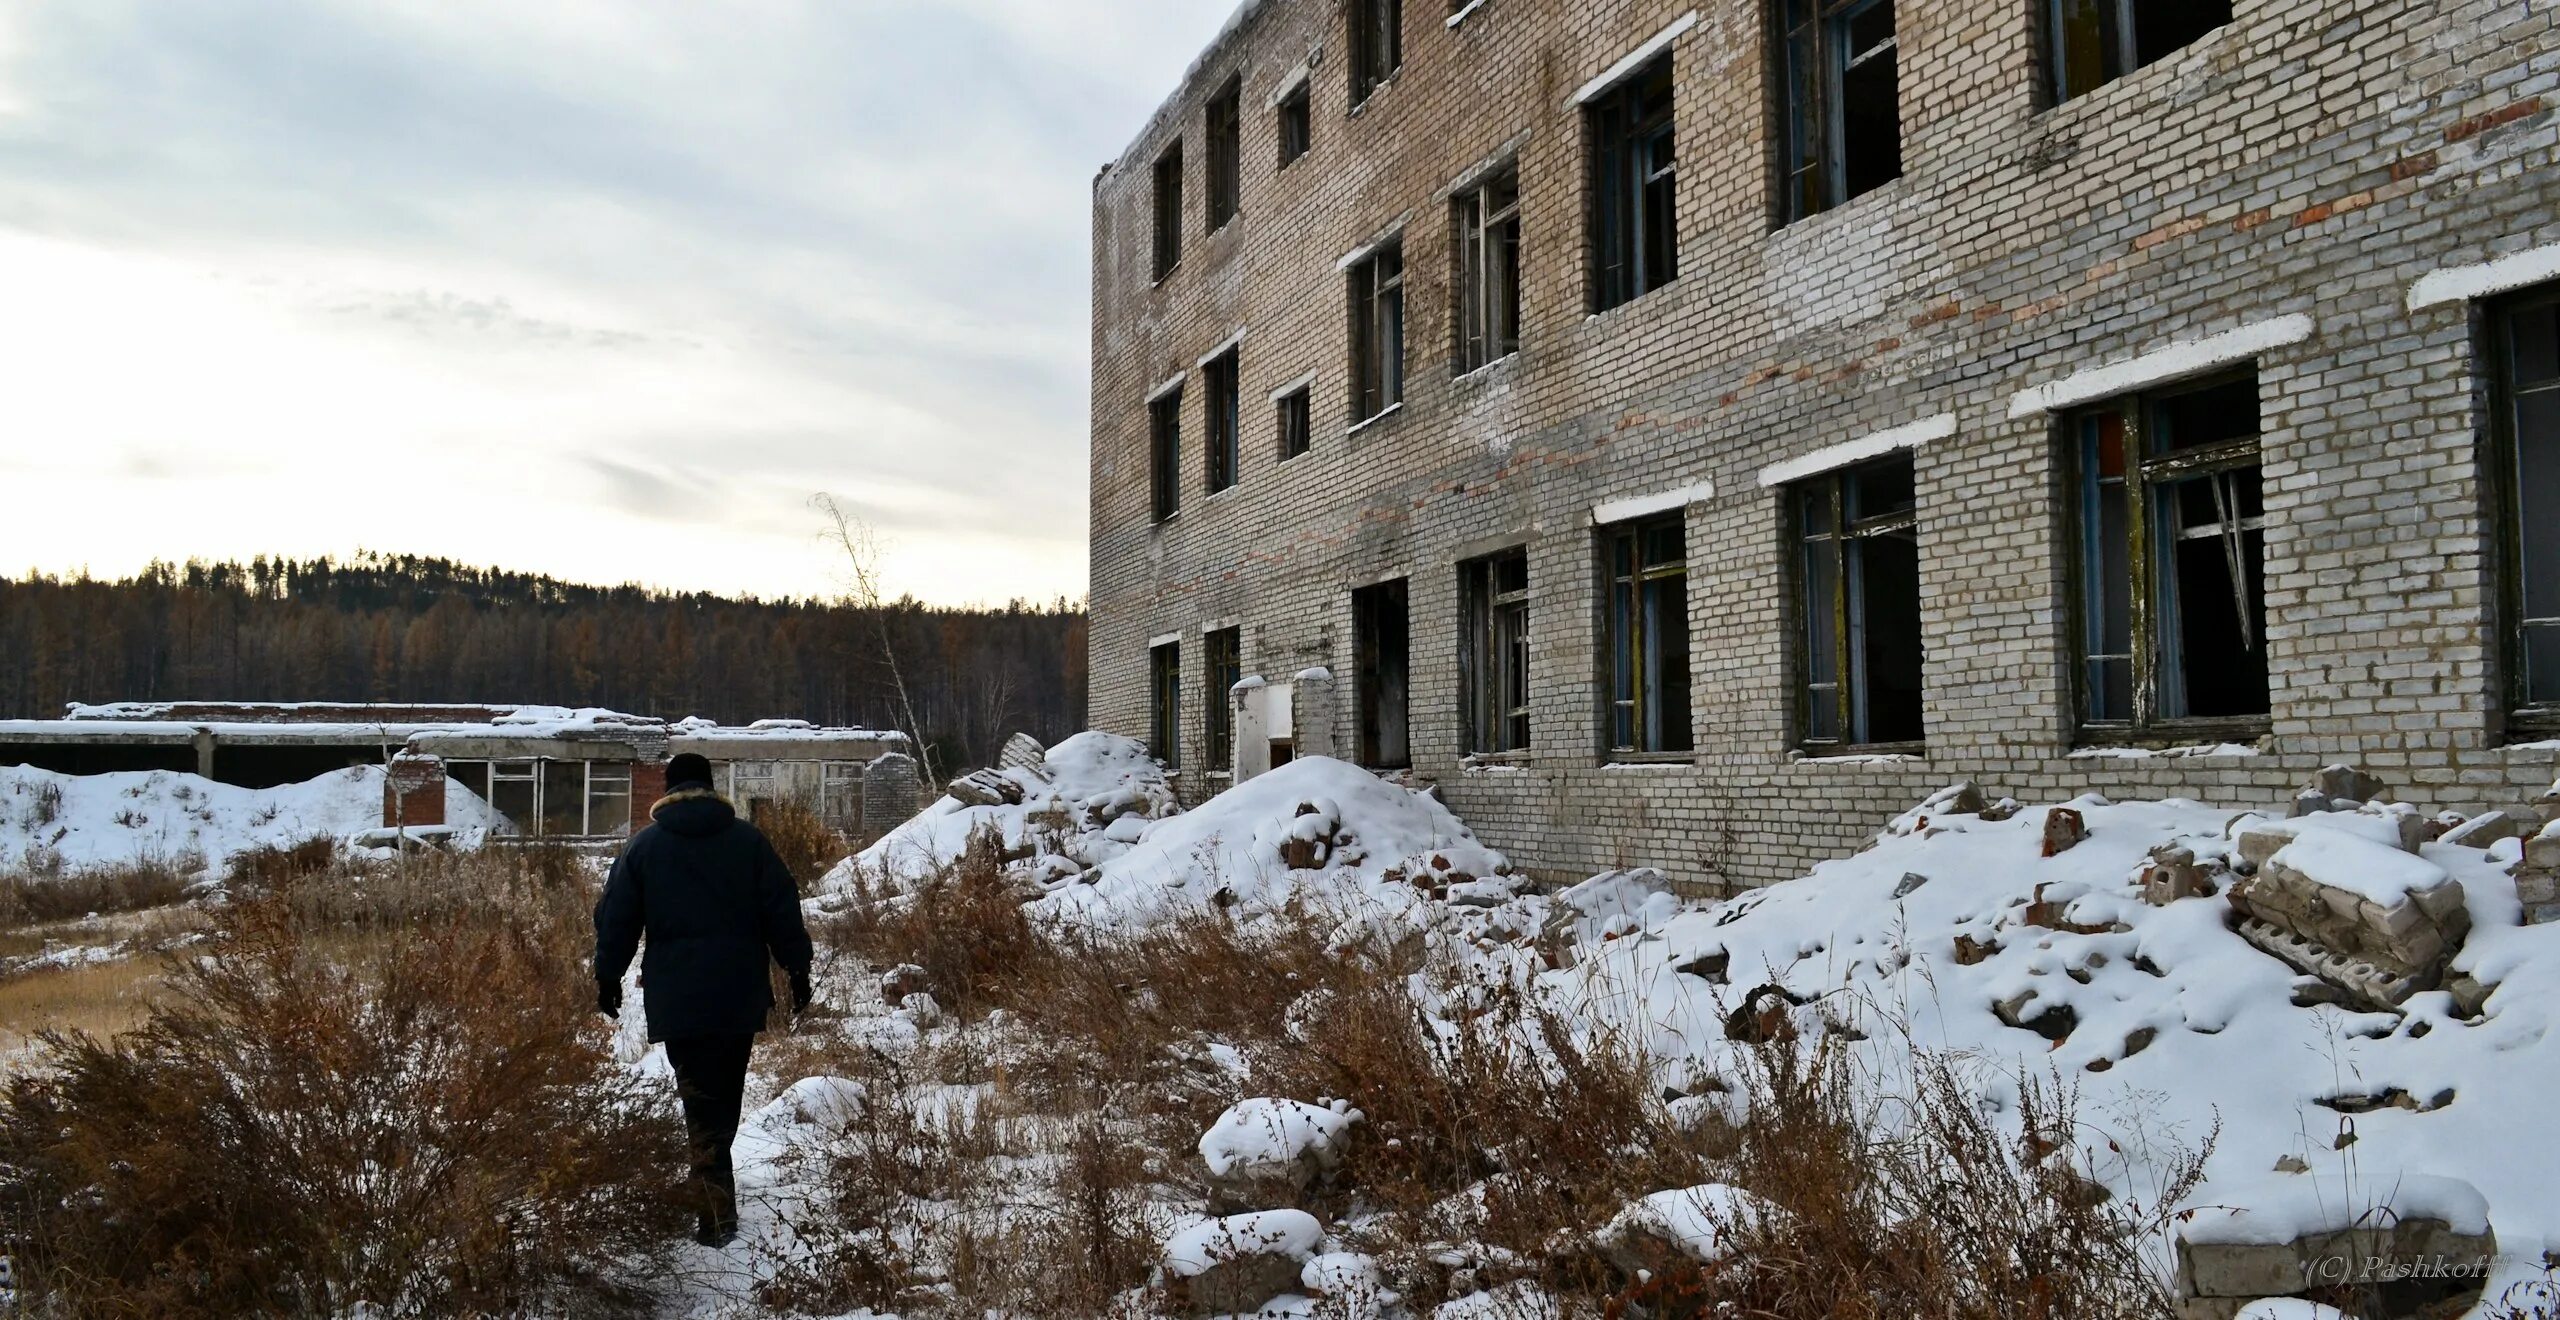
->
(0, 851, 688, 1317)
(759, 799, 850, 895)
(820, 848, 1044, 1017)
(0, 857, 194, 925)
(223, 835, 339, 891)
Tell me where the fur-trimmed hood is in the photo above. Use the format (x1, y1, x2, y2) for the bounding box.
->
(650, 787, 736, 838)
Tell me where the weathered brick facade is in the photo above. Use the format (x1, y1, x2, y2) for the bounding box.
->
(1089, 0, 2560, 888)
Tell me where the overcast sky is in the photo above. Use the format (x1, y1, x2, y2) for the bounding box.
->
(0, 0, 1237, 605)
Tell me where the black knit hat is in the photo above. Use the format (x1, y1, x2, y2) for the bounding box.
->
(665, 753, 714, 790)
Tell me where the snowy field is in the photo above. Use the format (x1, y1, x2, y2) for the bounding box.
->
(0, 763, 503, 883)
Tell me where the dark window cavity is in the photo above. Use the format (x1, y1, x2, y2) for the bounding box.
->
(1149, 387, 1182, 523)
(1277, 384, 1313, 461)
(1150, 641, 1182, 768)
(1352, 0, 1403, 106)
(1776, 0, 1902, 224)
(1206, 78, 1242, 232)
(1152, 144, 1183, 280)
(1203, 348, 1240, 494)
(2048, 0, 2234, 103)
(1462, 549, 1531, 755)
(1602, 514, 1693, 754)
(1453, 166, 1522, 374)
(1354, 579, 1412, 769)
(1277, 82, 1312, 168)
(1349, 241, 1405, 423)
(1588, 56, 1678, 313)
(1204, 627, 1241, 773)
(1794, 454, 1923, 750)
(2494, 288, 2560, 730)
(2072, 371, 2269, 734)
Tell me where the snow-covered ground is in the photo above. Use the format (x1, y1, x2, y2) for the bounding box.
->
(0, 763, 503, 883)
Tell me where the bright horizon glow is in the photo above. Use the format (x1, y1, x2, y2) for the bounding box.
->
(0, 1, 1240, 606)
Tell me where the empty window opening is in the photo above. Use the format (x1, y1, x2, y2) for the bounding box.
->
(1277, 384, 1313, 460)
(1777, 0, 1902, 223)
(1602, 515, 1693, 754)
(1204, 627, 1241, 773)
(820, 761, 864, 834)
(455, 758, 627, 838)
(1152, 144, 1184, 280)
(1794, 454, 1923, 750)
(1354, 579, 1412, 769)
(2494, 287, 2560, 731)
(1462, 549, 1531, 754)
(1150, 387, 1183, 523)
(1349, 241, 1405, 424)
(1352, 0, 1403, 106)
(1277, 82, 1312, 168)
(1454, 166, 1522, 374)
(1206, 78, 1242, 232)
(2072, 371, 2268, 734)
(1588, 56, 1678, 312)
(1204, 348, 1241, 494)
(1150, 641, 1182, 768)
(2048, 0, 2234, 103)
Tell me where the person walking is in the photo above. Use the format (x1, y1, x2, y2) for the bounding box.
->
(595, 752, 815, 1249)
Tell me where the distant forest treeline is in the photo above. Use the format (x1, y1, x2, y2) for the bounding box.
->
(0, 554, 1088, 776)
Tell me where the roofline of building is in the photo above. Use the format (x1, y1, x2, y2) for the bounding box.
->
(1098, 0, 1280, 187)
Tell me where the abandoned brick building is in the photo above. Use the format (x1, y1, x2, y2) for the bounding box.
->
(1087, 0, 2560, 885)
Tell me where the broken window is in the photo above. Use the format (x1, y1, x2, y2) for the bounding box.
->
(2071, 370, 2269, 734)
(1277, 81, 1311, 169)
(1152, 143, 1183, 280)
(1462, 549, 1531, 754)
(820, 761, 864, 833)
(1794, 454, 1923, 749)
(1277, 384, 1312, 461)
(1588, 55, 1678, 313)
(2493, 287, 2560, 731)
(1349, 241, 1405, 424)
(1206, 78, 1242, 232)
(2048, 0, 2233, 103)
(1204, 627, 1241, 773)
(1150, 387, 1182, 523)
(1354, 579, 1412, 768)
(1453, 166, 1521, 374)
(1352, 0, 1402, 106)
(1150, 641, 1182, 768)
(1204, 348, 1240, 494)
(1602, 515, 1693, 755)
(1776, 0, 1903, 224)
(488, 760, 536, 835)
(585, 762, 632, 837)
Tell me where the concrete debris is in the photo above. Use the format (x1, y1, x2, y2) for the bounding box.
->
(945, 769, 1024, 809)
(2041, 806, 2088, 857)
(2288, 763, 2389, 818)
(997, 731, 1048, 773)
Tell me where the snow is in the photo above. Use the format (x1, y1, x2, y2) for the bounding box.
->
(2264, 827, 2451, 905)
(0, 763, 504, 882)
(1755, 414, 1955, 488)
(826, 731, 1177, 890)
(2180, 1171, 2490, 1245)
(1164, 1210, 1324, 1277)
(2408, 240, 2560, 311)
(1566, 11, 1700, 106)
(1588, 480, 1716, 526)
(2006, 314, 2317, 417)
(1199, 1098, 1362, 1177)
(1597, 1184, 1772, 1263)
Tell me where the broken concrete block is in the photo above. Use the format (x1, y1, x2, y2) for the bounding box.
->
(2174, 1177, 2494, 1313)
(945, 769, 1023, 809)
(1891, 871, 1928, 898)
(2441, 810, 2533, 850)
(1993, 990, 2077, 1041)
(997, 731, 1047, 772)
(2230, 832, 2468, 988)
(2142, 844, 2215, 906)
(2041, 807, 2088, 856)
(2298, 764, 2388, 813)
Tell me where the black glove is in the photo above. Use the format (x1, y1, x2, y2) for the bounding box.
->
(789, 972, 814, 1014)
(597, 982, 621, 1020)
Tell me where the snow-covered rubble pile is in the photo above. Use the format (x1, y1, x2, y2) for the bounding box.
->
(824, 731, 1178, 893)
(0, 764, 503, 883)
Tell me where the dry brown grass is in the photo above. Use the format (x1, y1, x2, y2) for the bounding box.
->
(0, 858, 194, 925)
(759, 799, 852, 895)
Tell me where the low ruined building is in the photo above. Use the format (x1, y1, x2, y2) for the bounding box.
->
(0, 702, 914, 843)
(1088, 0, 2560, 884)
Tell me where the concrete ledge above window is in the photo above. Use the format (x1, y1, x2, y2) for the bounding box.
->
(2006, 315, 2313, 418)
(2408, 241, 2560, 311)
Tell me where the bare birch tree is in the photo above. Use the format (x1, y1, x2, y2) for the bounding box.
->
(812, 494, 939, 787)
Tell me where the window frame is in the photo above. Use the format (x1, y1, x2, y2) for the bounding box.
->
(1353, 578, 1413, 770)
(2065, 367, 2272, 743)
(1351, 0, 1403, 107)
(2490, 285, 2560, 737)
(1791, 454, 1924, 754)
(1149, 641, 1183, 769)
(1774, 0, 1903, 225)
(1204, 626, 1242, 774)
(1277, 81, 1312, 169)
(1149, 387, 1183, 524)
(1151, 143, 1184, 281)
(1276, 384, 1313, 461)
(1453, 166, 1522, 375)
(1587, 55, 1679, 313)
(1203, 348, 1241, 495)
(1461, 548, 1532, 756)
(1205, 77, 1243, 233)
(2045, 0, 2235, 105)
(1599, 513, 1694, 757)
(1348, 241, 1406, 425)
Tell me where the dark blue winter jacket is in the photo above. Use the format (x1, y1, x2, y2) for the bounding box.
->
(594, 788, 814, 1043)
